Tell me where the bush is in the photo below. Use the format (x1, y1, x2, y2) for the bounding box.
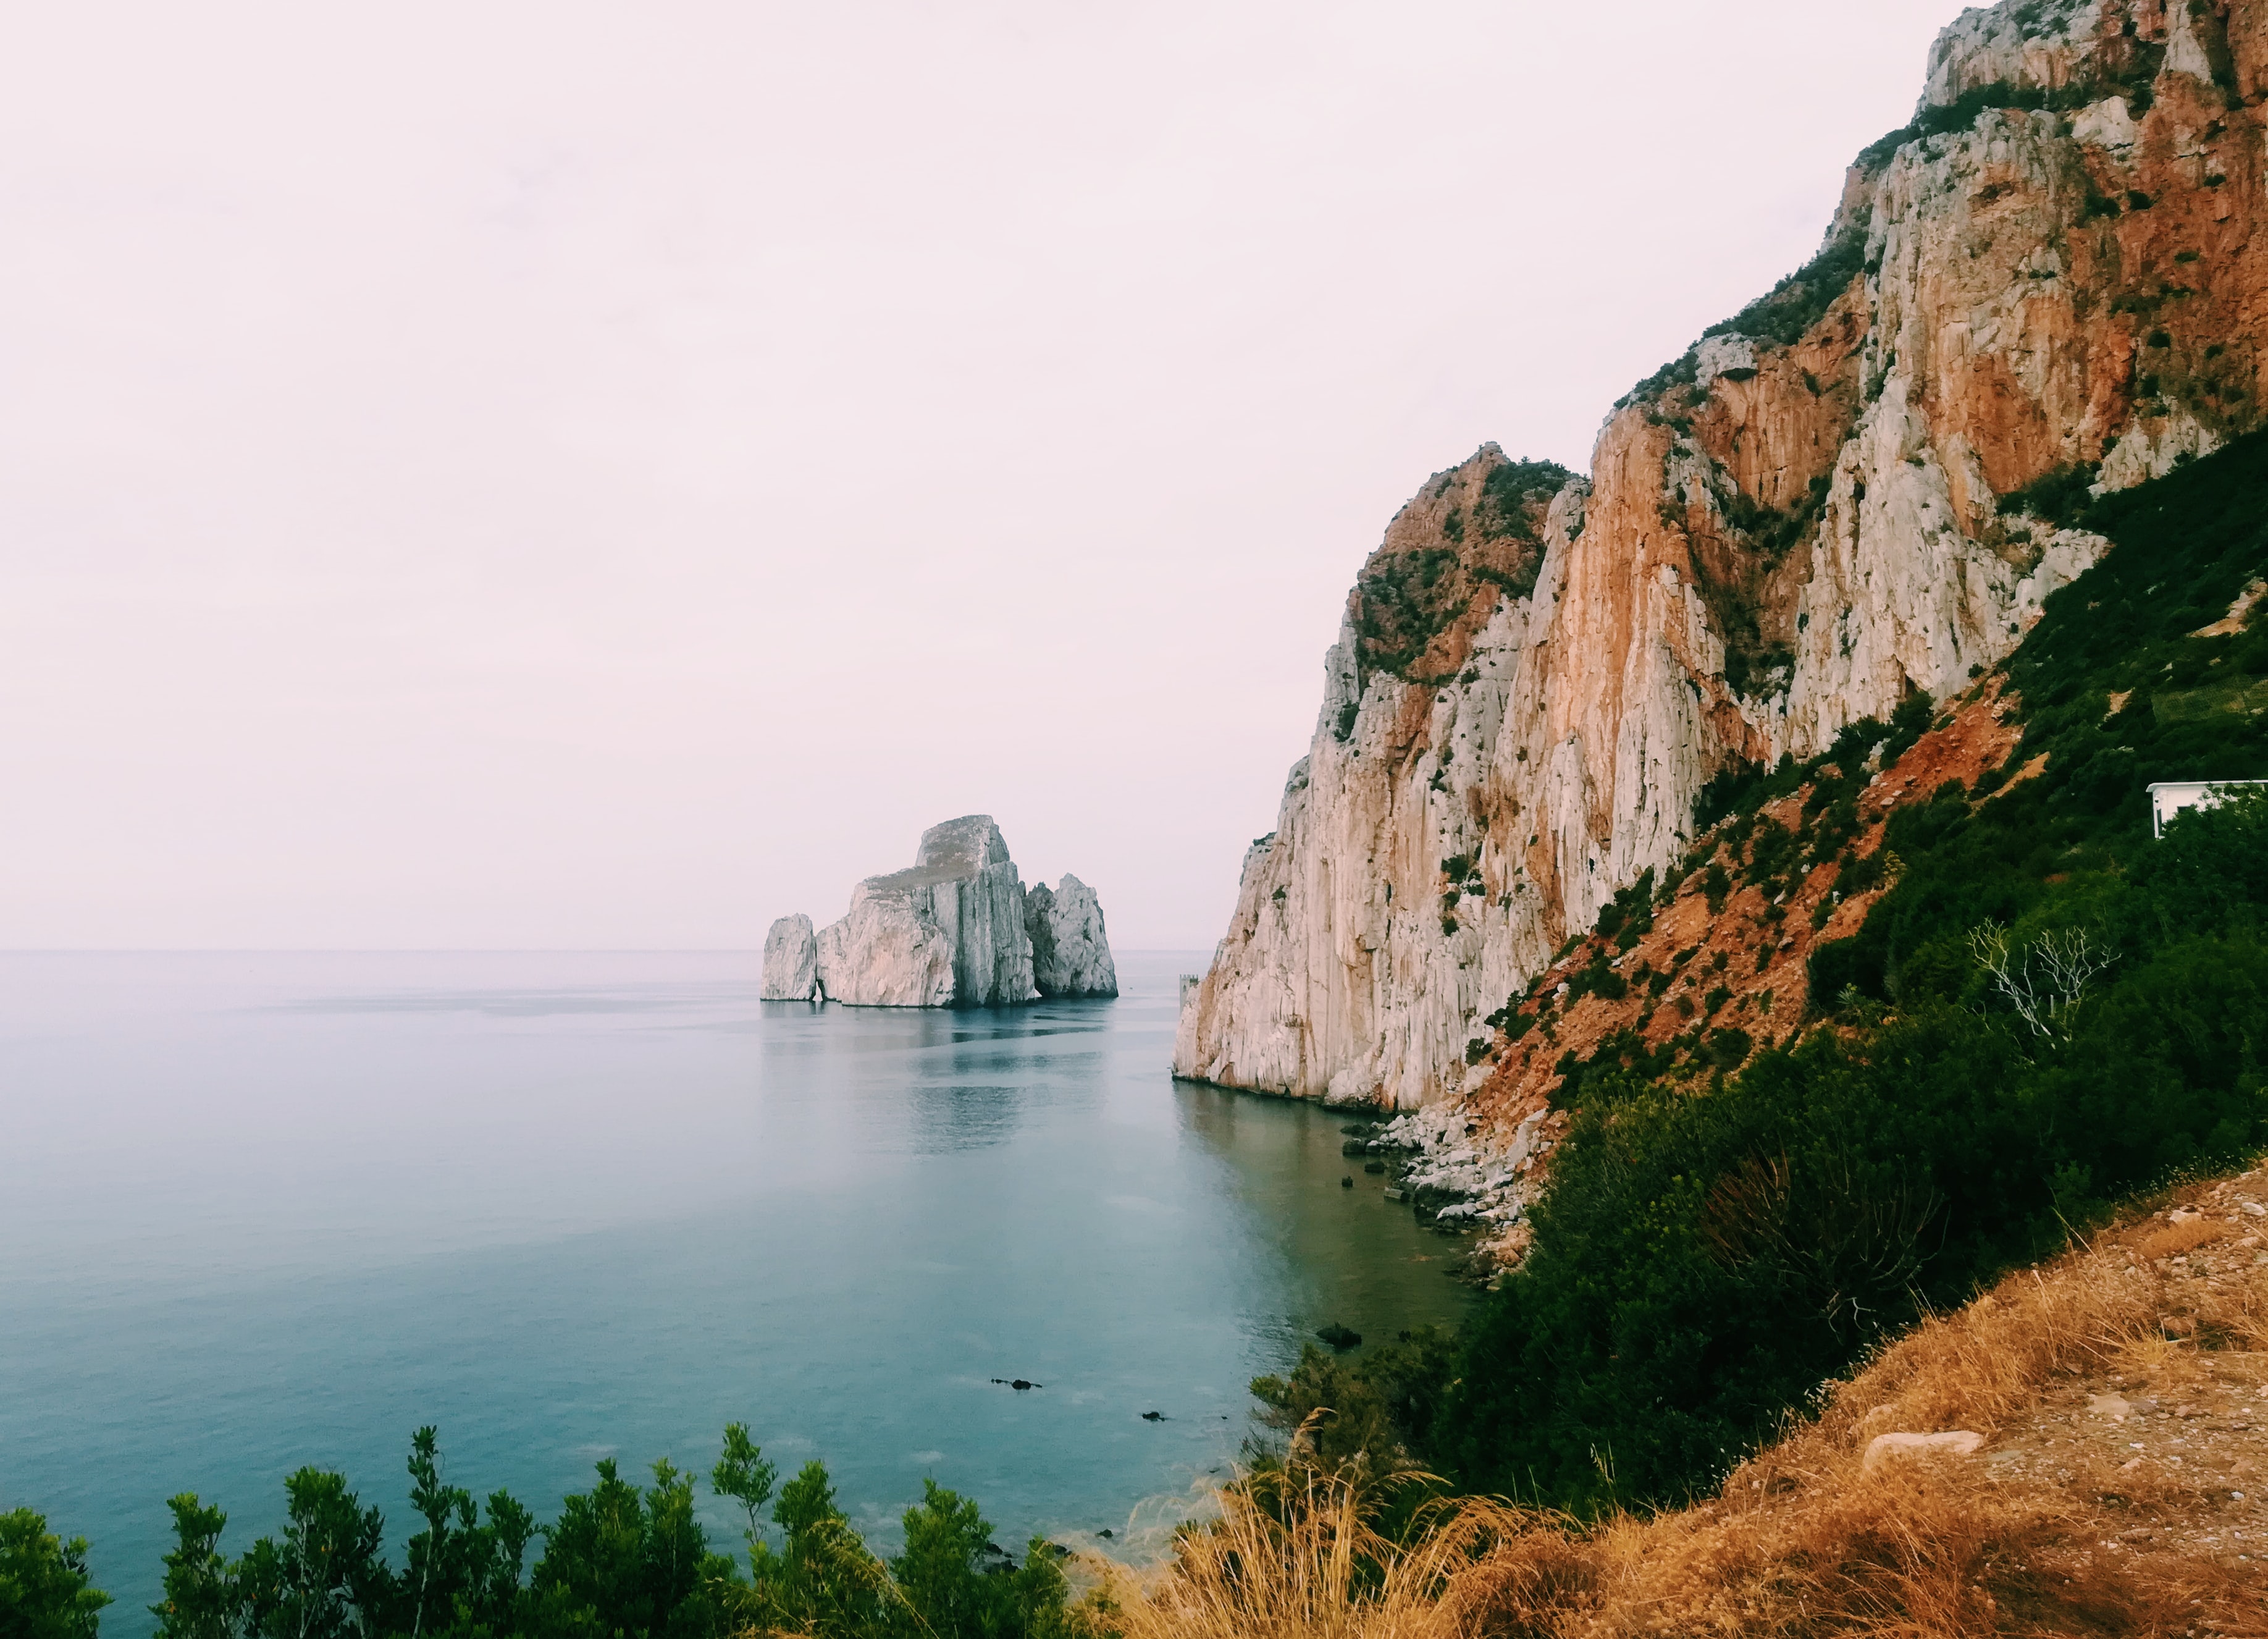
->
(1996, 462, 2099, 527)
(1, 1510, 109, 1639)
(138, 1428, 1073, 1639)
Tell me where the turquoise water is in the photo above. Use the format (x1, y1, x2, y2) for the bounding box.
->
(0, 951, 1469, 1629)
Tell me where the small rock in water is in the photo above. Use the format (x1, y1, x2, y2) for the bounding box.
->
(1141, 1410, 1166, 1422)
(1098, 1528, 1114, 1540)
(1316, 1323, 1362, 1350)
(1364, 1160, 1386, 1174)
(991, 1378, 1043, 1390)
(1383, 1187, 1408, 1202)
(1340, 1175, 1353, 1188)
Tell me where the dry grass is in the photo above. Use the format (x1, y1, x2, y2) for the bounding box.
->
(1085, 1171, 2268, 1638)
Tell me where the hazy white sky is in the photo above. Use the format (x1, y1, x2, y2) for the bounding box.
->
(2, 1, 1961, 950)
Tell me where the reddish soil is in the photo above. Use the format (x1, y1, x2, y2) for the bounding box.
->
(1464, 680, 2030, 1232)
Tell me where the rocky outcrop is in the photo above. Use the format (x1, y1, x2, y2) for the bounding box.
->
(761, 914, 819, 1000)
(771, 817, 1117, 1008)
(1027, 875, 1119, 997)
(810, 816, 1036, 1007)
(1175, 0, 2267, 1107)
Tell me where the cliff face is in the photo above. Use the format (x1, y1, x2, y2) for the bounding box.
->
(812, 815, 1039, 1007)
(1175, 0, 2268, 1106)
(773, 816, 1120, 1008)
(762, 914, 819, 1000)
(1027, 874, 1119, 997)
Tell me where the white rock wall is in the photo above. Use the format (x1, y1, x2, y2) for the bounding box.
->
(761, 914, 818, 1000)
(810, 815, 1040, 1008)
(1027, 874, 1119, 997)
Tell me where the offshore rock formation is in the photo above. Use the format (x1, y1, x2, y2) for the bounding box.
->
(1027, 874, 1119, 997)
(1175, 0, 2268, 1107)
(765, 817, 1117, 1007)
(813, 816, 1035, 1006)
(761, 914, 818, 1001)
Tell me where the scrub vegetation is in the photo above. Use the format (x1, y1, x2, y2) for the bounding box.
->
(3, 1427, 1073, 1639)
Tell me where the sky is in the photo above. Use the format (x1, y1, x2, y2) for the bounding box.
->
(1, 0, 1967, 951)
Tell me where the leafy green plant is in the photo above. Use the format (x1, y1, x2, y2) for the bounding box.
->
(1, 1509, 110, 1639)
(140, 1428, 1073, 1639)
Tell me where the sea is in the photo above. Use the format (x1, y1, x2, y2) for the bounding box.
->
(0, 950, 1471, 1630)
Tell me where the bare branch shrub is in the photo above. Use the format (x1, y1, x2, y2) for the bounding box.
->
(1965, 922, 2115, 1039)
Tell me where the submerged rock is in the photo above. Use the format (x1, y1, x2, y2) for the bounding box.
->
(760, 914, 818, 1000)
(1026, 874, 1119, 998)
(814, 816, 1037, 1008)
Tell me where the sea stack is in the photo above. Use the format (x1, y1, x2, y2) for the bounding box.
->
(761, 914, 819, 1000)
(1026, 874, 1117, 998)
(765, 815, 1114, 1008)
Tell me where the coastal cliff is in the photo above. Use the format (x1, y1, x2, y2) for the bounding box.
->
(1175, 0, 2268, 1108)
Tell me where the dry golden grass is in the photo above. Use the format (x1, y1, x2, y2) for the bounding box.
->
(1085, 1174, 2268, 1638)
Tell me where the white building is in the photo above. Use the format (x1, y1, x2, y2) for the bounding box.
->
(2147, 780, 2268, 839)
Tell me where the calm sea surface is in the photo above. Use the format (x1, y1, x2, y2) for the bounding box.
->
(0, 951, 1469, 1630)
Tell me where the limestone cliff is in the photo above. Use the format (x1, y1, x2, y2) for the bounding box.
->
(771, 817, 1119, 1008)
(1175, 0, 2268, 1106)
(1027, 874, 1119, 997)
(811, 815, 1036, 1007)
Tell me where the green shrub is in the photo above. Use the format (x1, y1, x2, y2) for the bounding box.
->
(1996, 462, 2100, 526)
(1, 1510, 109, 1639)
(138, 1428, 1072, 1639)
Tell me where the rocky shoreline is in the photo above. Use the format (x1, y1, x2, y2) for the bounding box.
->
(1333, 1102, 1570, 1281)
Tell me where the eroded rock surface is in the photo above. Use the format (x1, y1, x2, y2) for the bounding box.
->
(1027, 874, 1119, 997)
(813, 815, 1037, 1008)
(776, 817, 1117, 1008)
(1175, 0, 2267, 1108)
(760, 914, 818, 1000)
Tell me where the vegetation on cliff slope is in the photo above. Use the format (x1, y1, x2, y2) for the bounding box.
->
(1348, 458, 1573, 685)
(1260, 434, 2268, 1515)
(1455, 436, 2268, 1509)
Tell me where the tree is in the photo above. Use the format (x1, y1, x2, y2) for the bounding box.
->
(706, 1426, 776, 1567)
(0, 1509, 110, 1639)
(1967, 922, 2115, 1039)
(234, 1470, 391, 1639)
(402, 1428, 534, 1639)
(153, 1496, 233, 1639)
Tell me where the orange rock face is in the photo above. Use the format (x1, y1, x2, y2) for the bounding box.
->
(1176, 0, 2268, 1110)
